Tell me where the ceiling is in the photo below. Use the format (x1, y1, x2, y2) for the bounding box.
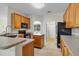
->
(5, 3, 68, 16)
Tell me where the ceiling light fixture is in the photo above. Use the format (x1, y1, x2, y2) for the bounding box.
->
(31, 3, 45, 9)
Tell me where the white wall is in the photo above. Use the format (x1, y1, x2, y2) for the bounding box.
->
(0, 4, 8, 33)
(0, 5, 44, 34)
(72, 28, 79, 36)
(43, 12, 64, 34)
(0, 4, 30, 33)
(47, 21, 56, 38)
(30, 15, 44, 34)
(43, 12, 64, 44)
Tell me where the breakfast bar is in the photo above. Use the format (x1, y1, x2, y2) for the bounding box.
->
(0, 36, 34, 56)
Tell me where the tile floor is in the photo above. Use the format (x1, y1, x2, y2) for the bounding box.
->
(34, 37, 62, 56)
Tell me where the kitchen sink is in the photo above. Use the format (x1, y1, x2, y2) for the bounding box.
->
(0, 33, 17, 38)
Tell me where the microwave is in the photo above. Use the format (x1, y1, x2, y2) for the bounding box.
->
(21, 23, 28, 29)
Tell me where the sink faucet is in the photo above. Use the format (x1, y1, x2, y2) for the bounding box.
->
(6, 25, 12, 33)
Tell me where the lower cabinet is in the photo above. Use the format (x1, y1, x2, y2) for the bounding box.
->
(33, 35, 44, 49)
(22, 41, 34, 56)
(62, 46, 69, 56)
(60, 37, 72, 56)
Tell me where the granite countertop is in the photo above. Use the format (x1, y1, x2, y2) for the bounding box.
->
(0, 36, 34, 49)
(61, 35, 79, 56)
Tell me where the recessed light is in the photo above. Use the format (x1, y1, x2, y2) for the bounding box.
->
(31, 3, 45, 9)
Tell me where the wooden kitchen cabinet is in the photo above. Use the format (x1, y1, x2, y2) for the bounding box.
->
(60, 36, 72, 56)
(33, 35, 44, 49)
(22, 41, 34, 56)
(22, 16, 26, 23)
(22, 16, 30, 29)
(12, 13, 30, 29)
(12, 13, 22, 29)
(68, 4, 75, 28)
(64, 4, 76, 28)
(64, 3, 79, 28)
(27, 18, 30, 29)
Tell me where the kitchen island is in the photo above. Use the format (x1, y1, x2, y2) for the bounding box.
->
(0, 36, 34, 56)
(61, 35, 79, 56)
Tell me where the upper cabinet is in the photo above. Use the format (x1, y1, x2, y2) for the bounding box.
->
(22, 16, 30, 29)
(64, 3, 79, 28)
(12, 13, 21, 29)
(12, 13, 30, 29)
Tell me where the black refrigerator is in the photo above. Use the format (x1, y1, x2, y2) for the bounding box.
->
(57, 22, 72, 48)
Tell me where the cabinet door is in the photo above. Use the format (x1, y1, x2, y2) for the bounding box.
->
(75, 4, 79, 27)
(65, 4, 75, 28)
(33, 35, 44, 48)
(22, 42, 34, 56)
(22, 16, 27, 23)
(25, 17, 30, 29)
(12, 13, 21, 29)
(22, 16, 25, 23)
(69, 4, 75, 28)
(33, 36, 41, 47)
(22, 16, 30, 29)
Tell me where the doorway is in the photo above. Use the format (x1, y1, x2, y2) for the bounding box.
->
(34, 21, 61, 56)
(46, 21, 57, 44)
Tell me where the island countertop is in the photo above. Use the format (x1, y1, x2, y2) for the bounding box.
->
(61, 35, 79, 56)
(0, 36, 34, 49)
